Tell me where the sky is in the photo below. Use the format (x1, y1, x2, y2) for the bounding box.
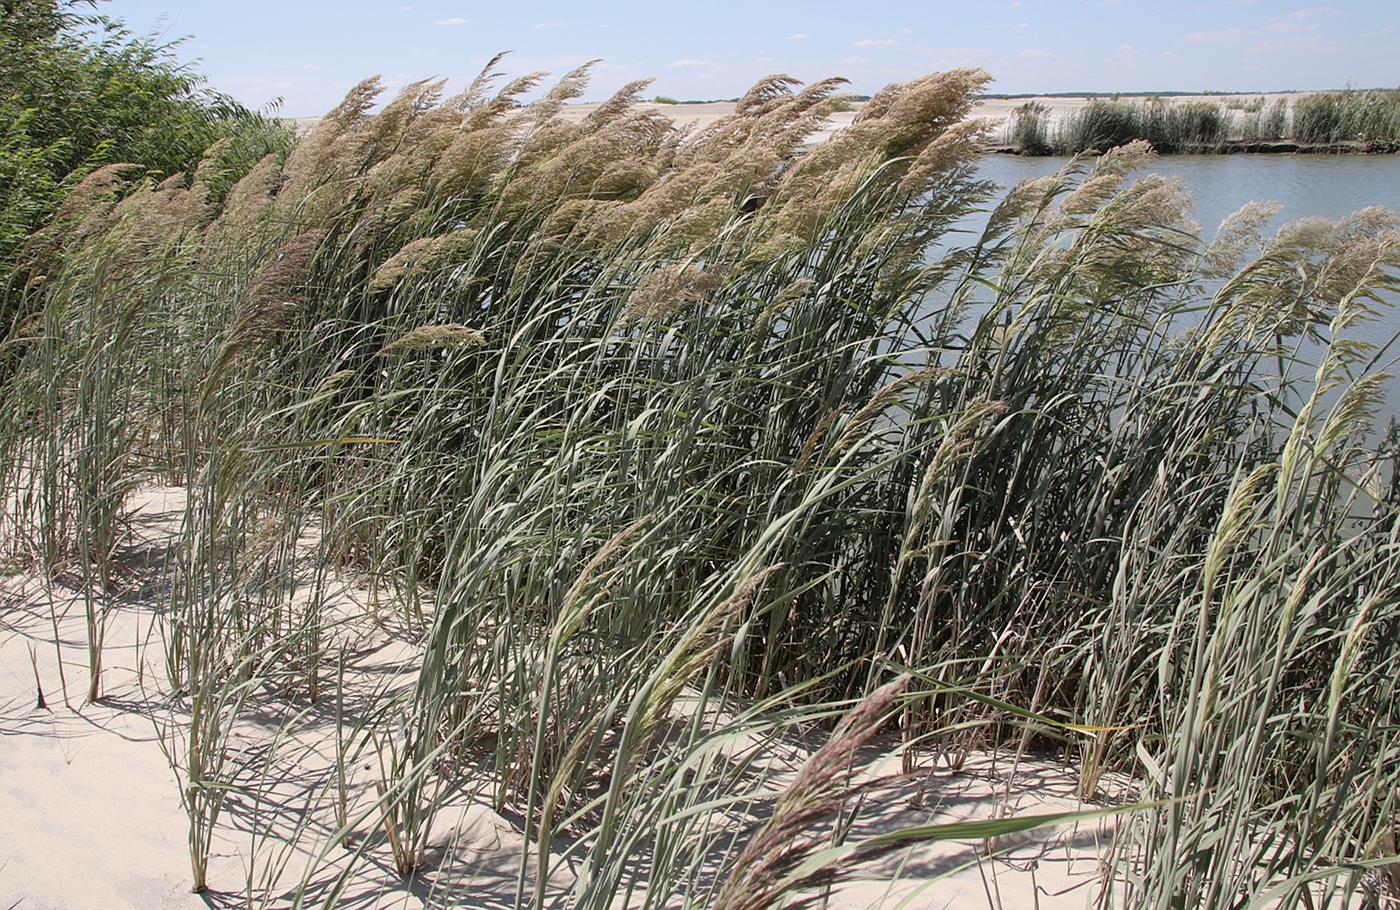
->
(98, 0, 1400, 116)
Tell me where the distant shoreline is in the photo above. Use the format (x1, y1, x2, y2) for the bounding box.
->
(283, 90, 1400, 155)
(986, 140, 1400, 156)
(285, 91, 1322, 129)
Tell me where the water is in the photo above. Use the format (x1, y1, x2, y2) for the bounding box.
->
(975, 153, 1400, 236)
(965, 153, 1400, 418)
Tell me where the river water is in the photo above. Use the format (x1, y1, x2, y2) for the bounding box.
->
(965, 153, 1400, 419)
(976, 153, 1400, 236)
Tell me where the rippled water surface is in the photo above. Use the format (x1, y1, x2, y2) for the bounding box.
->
(976, 153, 1400, 234)
(966, 154, 1400, 415)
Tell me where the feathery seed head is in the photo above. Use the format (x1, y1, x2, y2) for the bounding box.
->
(378, 323, 487, 357)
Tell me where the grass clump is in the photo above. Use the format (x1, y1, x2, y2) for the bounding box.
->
(1005, 90, 1400, 154)
(1005, 100, 1052, 153)
(1293, 89, 1400, 144)
(1237, 96, 1290, 141)
(2, 49, 1399, 910)
(1052, 97, 1229, 153)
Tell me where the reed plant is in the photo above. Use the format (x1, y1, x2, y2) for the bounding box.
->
(1293, 89, 1400, 145)
(1008, 90, 1400, 154)
(1237, 97, 1291, 142)
(1004, 101, 1052, 154)
(1053, 97, 1229, 153)
(2, 54, 1398, 910)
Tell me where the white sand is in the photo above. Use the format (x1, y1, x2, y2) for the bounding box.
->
(1, 485, 1129, 909)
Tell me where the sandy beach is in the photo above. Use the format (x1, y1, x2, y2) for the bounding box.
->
(1, 487, 1131, 909)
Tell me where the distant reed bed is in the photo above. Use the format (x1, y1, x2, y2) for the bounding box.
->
(1003, 89, 1400, 154)
(1293, 89, 1400, 144)
(1, 54, 1398, 909)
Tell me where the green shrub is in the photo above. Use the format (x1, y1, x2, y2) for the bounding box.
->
(0, 0, 291, 321)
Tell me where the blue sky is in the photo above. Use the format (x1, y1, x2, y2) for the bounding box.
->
(100, 0, 1400, 116)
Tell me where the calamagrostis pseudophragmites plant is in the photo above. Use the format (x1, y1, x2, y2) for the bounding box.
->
(2, 56, 1398, 910)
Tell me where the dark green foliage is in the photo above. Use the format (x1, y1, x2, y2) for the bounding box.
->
(0, 0, 291, 314)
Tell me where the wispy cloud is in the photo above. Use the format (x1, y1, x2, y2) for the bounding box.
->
(530, 20, 568, 29)
(433, 16, 467, 27)
(1016, 48, 1053, 60)
(787, 32, 808, 41)
(1108, 43, 1141, 66)
(1190, 6, 1342, 43)
(854, 38, 896, 47)
(667, 58, 711, 68)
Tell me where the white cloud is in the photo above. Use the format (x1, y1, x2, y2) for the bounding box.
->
(788, 32, 808, 41)
(667, 58, 711, 68)
(1286, 6, 1342, 21)
(433, 16, 467, 26)
(855, 38, 896, 47)
(1108, 43, 1141, 66)
(1016, 48, 1053, 60)
(531, 20, 568, 29)
(1191, 6, 1341, 43)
